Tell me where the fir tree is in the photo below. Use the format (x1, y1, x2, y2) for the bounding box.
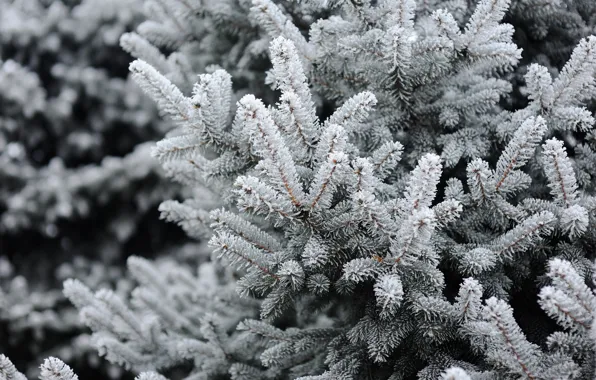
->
(3, 0, 596, 379)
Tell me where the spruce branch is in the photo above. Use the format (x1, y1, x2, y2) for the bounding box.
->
(234, 176, 297, 221)
(210, 232, 281, 281)
(211, 209, 282, 254)
(492, 211, 555, 262)
(542, 259, 596, 324)
(129, 59, 192, 122)
(0, 355, 26, 380)
(250, 0, 314, 62)
(440, 367, 472, 380)
(403, 153, 442, 213)
(495, 116, 547, 192)
(480, 298, 542, 380)
(121, 32, 170, 73)
(238, 95, 307, 207)
(39, 358, 78, 380)
(552, 36, 596, 106)
(541, 138, 579, 207)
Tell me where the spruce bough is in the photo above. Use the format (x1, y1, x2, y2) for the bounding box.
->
(4, 0, 596, 379)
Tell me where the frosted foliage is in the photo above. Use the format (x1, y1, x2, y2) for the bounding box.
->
(4, 0, 596, 379)
(0, 0, 176, 377)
